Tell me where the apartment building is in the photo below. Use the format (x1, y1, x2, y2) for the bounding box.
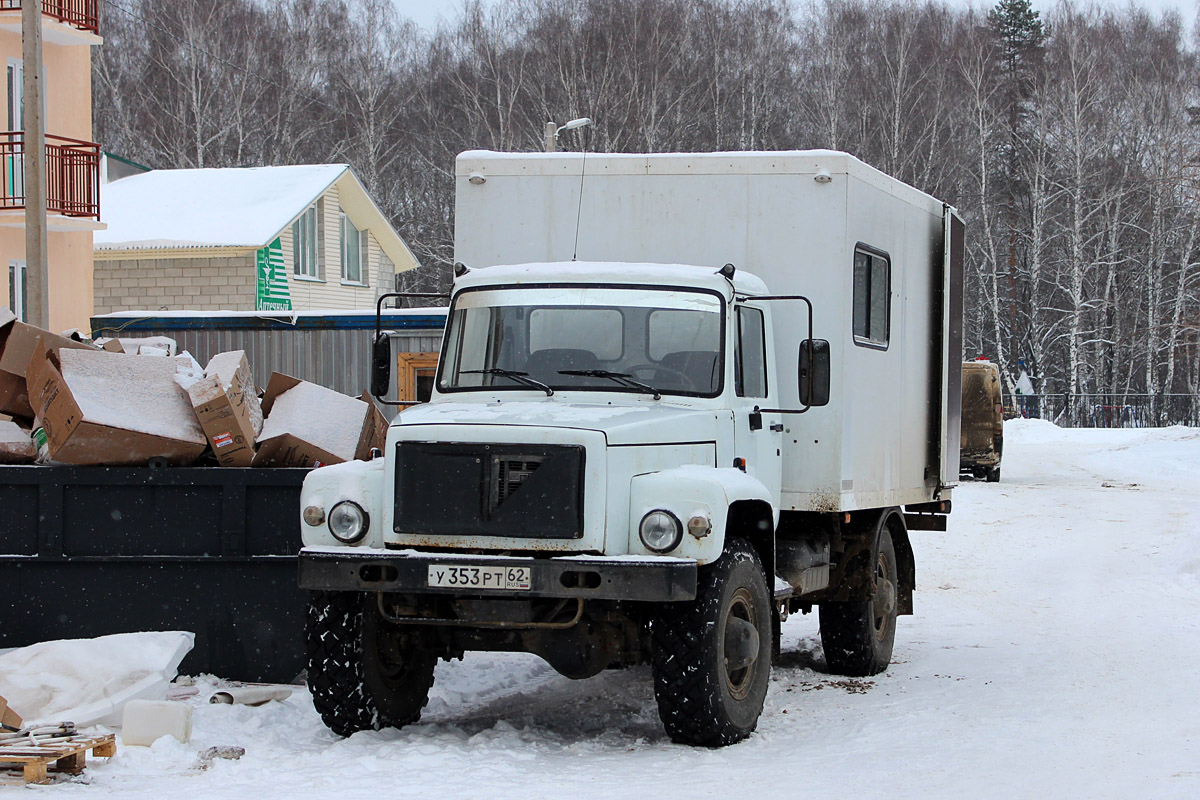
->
(0, 1, 103, 332)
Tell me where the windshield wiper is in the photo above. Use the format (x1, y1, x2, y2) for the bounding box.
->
(558, 369, 661, 400)
(462, 368, 554, 396)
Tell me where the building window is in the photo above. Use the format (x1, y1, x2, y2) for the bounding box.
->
(8, 260, 25, 321)
(735, 306, 767, 398)
(397, 352, 439, 404)
(852, 245, 890, 348)
(340, 209, 366, 284)
(293, 205, 319, 279)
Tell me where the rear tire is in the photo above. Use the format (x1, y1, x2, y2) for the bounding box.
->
(306, 591, 436, 737)
(819, 528, 898, 677)
(986, 466, 1001, 482)
(651, 538, 772, 746)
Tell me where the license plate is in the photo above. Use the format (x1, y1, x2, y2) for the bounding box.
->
(427, 564, 531, 591)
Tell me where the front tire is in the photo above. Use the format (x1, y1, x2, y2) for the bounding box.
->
(651, 538, 773, 746)
(819, 527, 898, 677)
(306, 591, 436, 737)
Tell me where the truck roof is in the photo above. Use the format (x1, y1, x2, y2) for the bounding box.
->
(453, 261, 769, 296)
(457, 149, 946, 215)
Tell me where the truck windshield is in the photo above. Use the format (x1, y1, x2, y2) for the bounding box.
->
(438, 286, 724, 397)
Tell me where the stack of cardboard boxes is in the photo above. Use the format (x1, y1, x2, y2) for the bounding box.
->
(0, 310, 386, 469)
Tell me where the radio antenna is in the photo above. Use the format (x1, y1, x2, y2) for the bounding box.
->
(571, 144, 587, 261)
(548, 117, 592, 262)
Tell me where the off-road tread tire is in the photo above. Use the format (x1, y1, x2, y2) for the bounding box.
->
(651, 538, 772, 747)
(819, 528, 897, 677)
(305, 590, 435, 737)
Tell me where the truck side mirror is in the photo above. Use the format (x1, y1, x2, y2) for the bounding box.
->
(370, 333, 392, 399)
(798, 339, 830, 406)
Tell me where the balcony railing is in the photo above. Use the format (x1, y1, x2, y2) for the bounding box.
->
(0, 132, 100, 219)
(0, 0, 98, 34)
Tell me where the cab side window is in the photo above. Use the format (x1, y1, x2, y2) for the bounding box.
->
(736, 307, 768, 398)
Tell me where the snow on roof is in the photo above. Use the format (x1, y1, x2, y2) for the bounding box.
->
(95, 164, 347, 250)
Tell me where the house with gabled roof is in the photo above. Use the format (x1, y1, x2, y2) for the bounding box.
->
(93, 164, 418, 314)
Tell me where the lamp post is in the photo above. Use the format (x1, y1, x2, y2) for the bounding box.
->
(544, 118, 593, 152)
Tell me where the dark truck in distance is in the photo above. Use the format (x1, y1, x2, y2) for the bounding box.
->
(960, 360, 1004, 482)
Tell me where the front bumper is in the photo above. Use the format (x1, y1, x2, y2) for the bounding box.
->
(299, 548, 697, 602)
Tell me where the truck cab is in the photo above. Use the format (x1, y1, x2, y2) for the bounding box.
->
(298, 150, 962, 746)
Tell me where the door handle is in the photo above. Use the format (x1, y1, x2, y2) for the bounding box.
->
(770, 423, 784, 432)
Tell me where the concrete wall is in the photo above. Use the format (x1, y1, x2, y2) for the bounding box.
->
(93, 255, 257, 314)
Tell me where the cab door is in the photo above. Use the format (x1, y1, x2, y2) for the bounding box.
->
(732, 304, 782, 513)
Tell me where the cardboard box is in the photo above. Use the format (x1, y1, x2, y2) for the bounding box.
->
(0, 694, 22, 731)
(0, 308, 94, 420)
(27, 345, 208, 466)
(0, 419, 35, 464)
(184, 351, 260, 467)
(252, 373, 386, 468)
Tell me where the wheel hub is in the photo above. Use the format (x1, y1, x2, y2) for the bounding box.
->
(723, 588, 761, 698)
(872, 552, 897, 640)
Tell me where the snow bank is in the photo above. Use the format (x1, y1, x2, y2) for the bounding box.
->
(0, 632, 194, 727)
(58, 349, 207, 444)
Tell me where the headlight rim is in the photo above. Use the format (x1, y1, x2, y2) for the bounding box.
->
(639, 509, 683, 553)
(328, 500, 369, 544)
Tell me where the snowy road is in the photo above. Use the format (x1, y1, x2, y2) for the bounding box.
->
(29, 421, 1200, 798)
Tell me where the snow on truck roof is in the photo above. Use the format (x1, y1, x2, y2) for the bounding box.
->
(454, 261, 769, 296)
(456, 149, 947, 213)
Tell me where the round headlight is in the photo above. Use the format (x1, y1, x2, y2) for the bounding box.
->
(328, 501, 369, 544)
(639, 510, 682, 553)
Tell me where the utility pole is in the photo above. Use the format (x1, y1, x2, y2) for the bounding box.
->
(22, 0, 49, 328)
(544, 122, 557, 153)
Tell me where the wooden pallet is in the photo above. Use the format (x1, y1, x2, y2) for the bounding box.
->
(0, 733, 116, 785)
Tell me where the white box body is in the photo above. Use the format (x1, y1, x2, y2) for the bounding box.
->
(454, 150, 962, 511)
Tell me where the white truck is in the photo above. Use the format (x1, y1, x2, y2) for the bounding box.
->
(298, 150, 964, 746)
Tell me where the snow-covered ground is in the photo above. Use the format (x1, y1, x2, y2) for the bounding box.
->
(15, 421, 1200, 797)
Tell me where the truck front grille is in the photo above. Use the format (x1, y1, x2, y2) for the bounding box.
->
(494, 456, 544, 506)
(393, 442, 585, 540)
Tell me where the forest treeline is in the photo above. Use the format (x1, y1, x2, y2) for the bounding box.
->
(93, 0, 1200, 421)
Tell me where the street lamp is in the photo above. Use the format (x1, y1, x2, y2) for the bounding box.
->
(544, 118, 593, 152)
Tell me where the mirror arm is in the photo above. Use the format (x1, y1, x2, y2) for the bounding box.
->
(737, 294, 815, 414)
(372, 292, 449, 406)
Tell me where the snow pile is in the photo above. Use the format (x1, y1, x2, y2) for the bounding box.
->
(259, 382, 367, 461)
(0, 632, 194, 728)
(58, 349, 207, 444)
